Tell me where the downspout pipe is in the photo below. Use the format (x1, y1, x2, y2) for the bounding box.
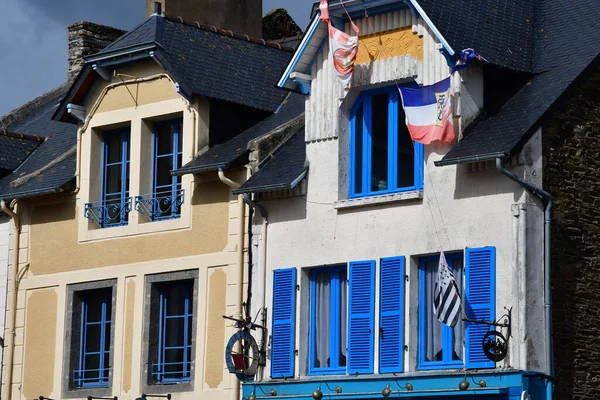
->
(495, 158, 554, 398)
(0, 200, 20, 400)
(217, 168, 244, 400)
(242, 193, 267, 380)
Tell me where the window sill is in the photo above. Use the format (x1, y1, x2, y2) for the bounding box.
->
(334, 191, 423, 210)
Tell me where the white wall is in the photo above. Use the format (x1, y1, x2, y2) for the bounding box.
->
(0, 215, 9, 366)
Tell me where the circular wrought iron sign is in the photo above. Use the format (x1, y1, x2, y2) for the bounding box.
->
(225, 331, 260, 381)
(482, 330, 508, 362)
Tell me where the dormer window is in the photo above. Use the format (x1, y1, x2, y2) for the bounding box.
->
(85, 128, 131, 228)
(135, 118, 184, 221)
(350, 87, 423, 198)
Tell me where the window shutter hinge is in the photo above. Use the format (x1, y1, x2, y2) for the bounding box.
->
(405, 275, 409, 282)
(404, 345, 409, 352)
(295, 349, 298, 356)
(296, 284, 300, 291)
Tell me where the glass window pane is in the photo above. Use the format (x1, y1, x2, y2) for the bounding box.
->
(156, 124, 173, 156)
(84, 354, 100, 375)
(155, 157, 173, 189)
(397, 101, 415, 188)
(339, 270, 348, 367)
(371, 94, 389, 192)
(165, 318, 185, 347)
(424, 259, 443, 362)
(105, 134, 122, 164)
(86, 298, 103, 323)
(105, 165, 122, 195)
(164, 348, 184, 377)
(353, 104, 363, 194)
(85, 324, 101, 353)
(104, 322, 111, 352)
(165, 283, 189, 315)
(313, 271, 331, 368)
(451, 257, 464, 361)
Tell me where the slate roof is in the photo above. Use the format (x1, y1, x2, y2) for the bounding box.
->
(233, 130, 306, 194)
(0, 132, 44, 175)
(0, 85, 77, 201)
(417, 0, 535, 72)
(69, 15, 295, 114)
(425, 0, 600, 165)
(174, 92, 305, 175)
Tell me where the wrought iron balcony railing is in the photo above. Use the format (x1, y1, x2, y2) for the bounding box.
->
(73, 366, 111, 388)
(134, 189, 184, 221)
(151, 360, 191, 383)
(84, 197, 132, 228)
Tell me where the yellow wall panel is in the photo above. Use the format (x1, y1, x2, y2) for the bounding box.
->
(355, 27, 423, 65)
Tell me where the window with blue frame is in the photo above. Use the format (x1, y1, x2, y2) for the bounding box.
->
(151, 119, 183, 220)
(309, 266, 348, 375)
(73, 288, 112, 388)
(101, 129, 131, 227)
(151, 280, 193, 383)
(350, 87, 423, 198)
(419, 253, 464, 369)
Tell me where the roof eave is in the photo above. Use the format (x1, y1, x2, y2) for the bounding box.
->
(434, 151, 509, 167)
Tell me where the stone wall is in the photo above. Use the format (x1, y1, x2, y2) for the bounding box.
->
(543, 66, 600, 400)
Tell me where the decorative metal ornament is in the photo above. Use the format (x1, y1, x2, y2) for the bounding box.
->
(382, 385, 392, 398)
(248, 393, 257, 400)
(405, 383, 413, 391)
(335, 386, 342, 394)
(270, 389, 277, 396)
(459, 379, 470, 391)
(479, 379, 487, 388)
(482, 330, 509, 362)
(312, 388, 323, 400)
(224, 331, 260, 381)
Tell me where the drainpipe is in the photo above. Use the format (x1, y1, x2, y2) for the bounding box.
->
(217, 168, 244, 400)
(0, 200, 20, 400)
(241, 193, 267, 381)
(495, 158, 553, 399)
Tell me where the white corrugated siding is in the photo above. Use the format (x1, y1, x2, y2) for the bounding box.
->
(305, 10, 450, 142)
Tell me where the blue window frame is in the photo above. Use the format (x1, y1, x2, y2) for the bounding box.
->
(350, 86, 423, 198)
(101, 129, 130, 227)
(152, 119, 183, 220)
(309, 265, 348, 375)
(74, 289, 112, 388)
(418, 252, 464, 370)
(152, 280, 193, 383)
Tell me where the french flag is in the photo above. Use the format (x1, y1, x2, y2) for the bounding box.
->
(399, 77, 455, 145)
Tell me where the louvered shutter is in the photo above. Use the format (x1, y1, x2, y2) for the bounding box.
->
(465, 247, 496, 369)
(271, 268, 297, 378)
(379, 256, 405, 373)
(348, 260, 375, 374)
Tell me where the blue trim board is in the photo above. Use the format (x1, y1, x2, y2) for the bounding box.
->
(242, 371, 550, 399)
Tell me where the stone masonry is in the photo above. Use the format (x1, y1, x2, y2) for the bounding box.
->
(543, 66, 600, 400)
(67, 22, 126, 81)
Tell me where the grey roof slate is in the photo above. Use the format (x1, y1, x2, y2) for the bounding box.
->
(174, 92, 305, 175)
(432, 0, 600, 165)
(0, 85, 77, 200)
(0, 133, 43, 174)
(233, 130, 306, 194)
(417, 0, 535, 72)
(87, 15, 295, 112)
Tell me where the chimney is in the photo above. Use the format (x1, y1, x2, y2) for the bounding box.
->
(67, 22, 126, 81)
(146, 0, 263, 38)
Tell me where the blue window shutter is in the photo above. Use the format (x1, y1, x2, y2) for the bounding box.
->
(271, 268, 297, 378)
(379, 257, 405, 373)
(348, 260, 375, 374)
(465, 247, 496, 369)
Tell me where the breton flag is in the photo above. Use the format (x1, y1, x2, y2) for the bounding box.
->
(398, 77, 455, 144)
(320, 0, 359, 89)
(433, 252, 462, 328)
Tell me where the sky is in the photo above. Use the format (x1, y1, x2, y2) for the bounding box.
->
(0, 0, 315, 117)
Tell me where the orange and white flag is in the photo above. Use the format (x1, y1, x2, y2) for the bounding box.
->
(320, 0, 359, 89)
